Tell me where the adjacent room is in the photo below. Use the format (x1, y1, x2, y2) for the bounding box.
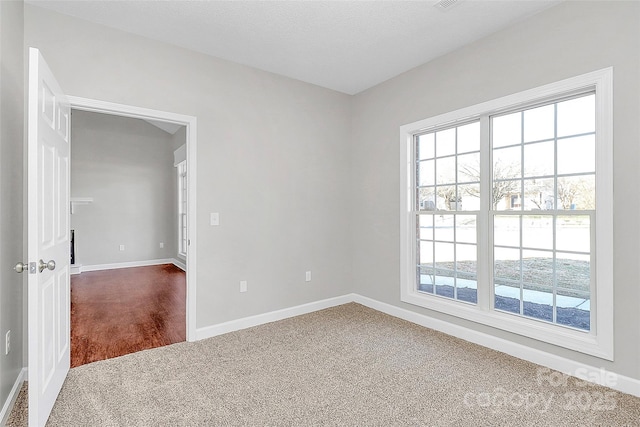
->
(0, 0, 638, 425)
(69, 110, 187, 367)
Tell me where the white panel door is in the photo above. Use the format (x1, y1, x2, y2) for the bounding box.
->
(27, 47, 71, 427)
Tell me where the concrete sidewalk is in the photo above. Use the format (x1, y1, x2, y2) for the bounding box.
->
(420, 274, 590, 310)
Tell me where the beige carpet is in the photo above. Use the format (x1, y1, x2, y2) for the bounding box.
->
(5, 382, 27, 426)
(6, 303, 640, 426)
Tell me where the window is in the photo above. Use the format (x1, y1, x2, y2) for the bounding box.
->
(177, 160, 187, 257)
(400, 68, 613, 359)
(416, 121, 481, 304)
(492, 95, 595, 331)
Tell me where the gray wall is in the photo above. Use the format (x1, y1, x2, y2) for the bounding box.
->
(0, 0, 24, 412)
(24, 4, 354, 329)
(350, 1, 640, 379)
(18, 0, 639, 391)
(71, 110, 178, 266)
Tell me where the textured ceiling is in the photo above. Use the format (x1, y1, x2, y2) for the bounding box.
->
(26, 0, 562, 95)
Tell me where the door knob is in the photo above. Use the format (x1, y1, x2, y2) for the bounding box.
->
(14, 262, 27, 273)
(38, 259, 56, 273)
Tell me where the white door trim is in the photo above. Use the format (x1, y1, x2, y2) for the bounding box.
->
(67, 96, 198, 342)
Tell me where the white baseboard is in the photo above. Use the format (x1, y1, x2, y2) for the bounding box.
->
(195, 294, 353, 341)
(172, 258, 186, 271)
(70, 263, 82, 275)
(351, 294, 640, 398)
(80, 259, 176, 273)
(0, 367, 26, 426)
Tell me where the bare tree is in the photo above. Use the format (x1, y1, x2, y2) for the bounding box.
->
(454, 157, 595, 211)
(557, 177, 595, 210)
(459, 161, 519, 209)
(437, 186, 458, 210)
(525, 179, 554, 210)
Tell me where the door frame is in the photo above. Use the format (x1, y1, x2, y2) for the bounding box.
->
(67, 96, 198, 341)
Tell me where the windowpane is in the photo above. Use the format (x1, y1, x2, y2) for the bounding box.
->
(458, 184, 480, 211)
(523, 178, 554, 210)
(556, 287, 590, 331)
(436, 157, 456, 185)
(434, 242, 454, 264)
(458, 152, 480, 183)
(494, 215, 520, 247)
(456, 277, 477, 303)
(435, 275, 455, 297)
(436, 128, 456, 157)
(524, 104, 555, 143)
(419, 240, 434, 265)
(557, 175, 595, 210)
(418, 265, 435, 293)
(456, 243, 477, 304)
(556, 253, 590, 294)
(557, 135, 595, 175)
(457, 122, 480, 153)
(495, 285, 521, 316)
(418, 160, 435, 186)
(523, 141, 554, 177)
(434, 242, 455, 297)
(495, 289, 521, 315)
(493, 112, 521, 148)
(522, 215, 553, 250)
(418, 187, 436, 211)
(557, 94, 595, 138)
(493, 146, 521, 180)
(436, 186, 456, 210)
(522, 284, 553, 322)
(418, 214, 433, 240)
(494, 246, 521, 315)
(494, 247, 521, 283)
(456, 215, 477, 244)
(522, 249, 554, 287)
(557, 260, 591, 331)
(556, 216, 590, 253)
(418, 133, 435, 160)
(456, 243, 476, 274)
(434, 215, 454, 242)
(493, 179, 521, 211)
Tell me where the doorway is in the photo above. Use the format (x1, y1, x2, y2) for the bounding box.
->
(68, 97, 198, 358)
(68, 108, 191, 366)
(25, 49, 198, 424)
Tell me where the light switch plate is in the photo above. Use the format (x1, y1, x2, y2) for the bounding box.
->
(210, 212, 220, 226)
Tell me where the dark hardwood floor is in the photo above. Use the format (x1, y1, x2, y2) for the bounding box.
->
(70, 264, 186, 368)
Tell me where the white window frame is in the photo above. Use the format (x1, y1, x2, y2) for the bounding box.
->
(177, 160, 187, 258)
(400, 68, 613, 360)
